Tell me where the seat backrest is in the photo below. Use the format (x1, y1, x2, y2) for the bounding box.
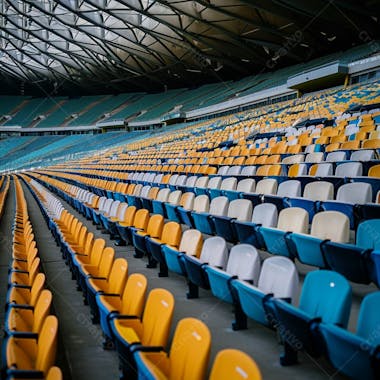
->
(305, 152, 324, 163)
(27, 273, 46, 307)
(326, 151, 346, 162)
(256, 179, 277, 195)
(277, 207, 308, 233)
(350, 149, 374, 161)
(179, 229, 203, 257)
(97, 247, 115, 278)
(195, 176, 209, 188)
(304, 181, 334, 201)
(89, 238, 106, 266)
(133, 184, 143, 196)
(236, 178, 255, 193)
(116, 203, 129, 221)
(226, 244, 260, 284)
(140, 185, 151, 198)
(227, 166, 242, 176)
(46, 367, 62, 380)
(102, 199, 114, 213)
(208, 176, 222, 189)
(356, 219, 380, 250)
(209, 196, 229, 216)
(336, 182, 372, 204)
(241, 166, 256, 176)
(33, 289, 53, 333)
(121, 273, 148, 316)
(314, 163, 333, 176)
(335, 162, 363, 177)
(217, 166, 229, 175)
(193, 195, 210, 213)
(161, 222, 182, 246)
(200, 236, 228, 268)
(282, 154, 304, 165)
(228, 199, 253, 221)
(168, 190, 182, 205)
(36, 315, 58, 374)
(107, 258, 128, 294)
(258, 256, 298, 301)
(156, 188, 170, 202)
(176, 175, 187, 186)
(169, 318, 211, 380)
(109, 200, 121, 217)
(168, 174, 179, 185)
(180, 192, 195, 210)
(310, 211, 350, 242)
(146, 214, 164, 237)
(357, 292, 380, 342)
(209, 349, 262, 380)
(185, 176, 198, 188)
(220, 177, 237, 191)
(299, 270, 351, 326)
(251, 203, 278, 226)
(132, 208, 148, 230)
(277, 180, 301, 197)
(141, 289, 175, 347)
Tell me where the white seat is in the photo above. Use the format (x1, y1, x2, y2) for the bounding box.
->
(236, 178, 255, 193)
(282, 155, 304, 165)
(313, 163, 333, 176)
(227, 166, 242, 176)
(132, 184, 143, 196)
(276, 207, 309, 233)
(336, 182, 372, 204)
(257, 256, 299, 301)
(184, 176, 198, 188)
(195, 176, 209, 189)
(305, 152, 324, 163)
(155, 188, 171, 202)
(225, 244, 261, 284)
(192, 195, 210, 213)
(153, 174, 163, 184)
(220, 177, 237, 191)
(304, 181, 334, 201)
(200, 237, 228, 269)
(217, 166, 229, 175)
(207, 176, 222, 190)
(168, 174, 179, 186)
(175, 175, 187, 186)
(251, 203, 278, 227)
(310, 211, 350, 243)
(140, 185, 151, 198)
(256, 179, 278, 195)
(227, 199, 253, 222)
(180, 192, 195, 210)
(326, 151, 346, 162)
(350, 149, 375, 161)
(209, 196, 229, 217)
(167, 190, 182, 205)
(241, 166, 256, 176)
(335, 162, 363, 177)
(107, 200, 121, 218)
(178, 229, 203, 257)
(276, 180, 301, 198)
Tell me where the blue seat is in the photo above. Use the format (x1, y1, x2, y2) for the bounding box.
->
(319, 292, 380, 380)
(151, 188, 171, 217)
(223, 178, 255, 201)
(205, 244, 260, 329)
(192, 196, 228, 235)
(260, 207, 308, 258)
(272, 270, 352, 366)
(165, 192, 194, 223)
(232, 256, 298, 330)
(212, 199, 252, 242)
(181, 236, 228, 299)
(291, 211, 350, 268)
(177, 194, 209, 228)
(234, 203, 278, 249)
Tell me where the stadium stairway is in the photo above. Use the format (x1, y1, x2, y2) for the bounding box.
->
(16, 175, 377, 379)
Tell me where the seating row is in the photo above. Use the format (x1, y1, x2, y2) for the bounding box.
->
(2, 176, 62, 380)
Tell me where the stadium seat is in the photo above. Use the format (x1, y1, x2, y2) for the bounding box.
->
(209, 349, 262, 380)
(272, 270, 351, 366)
(319, 291, 380, 380)
(181, 236, 228, 298)
(132, 318, 211, 380)
(111, 288, 175, 379)
(232, 256, 298, 330)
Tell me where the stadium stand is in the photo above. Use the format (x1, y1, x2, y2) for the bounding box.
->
(0, 13, 379, 379)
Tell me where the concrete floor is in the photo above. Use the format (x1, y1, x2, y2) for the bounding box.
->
(0, 176, 376, 379)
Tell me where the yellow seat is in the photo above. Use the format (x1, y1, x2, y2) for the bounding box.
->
(209, 349, 262, 380)
(363, 139, 380, 149)
(112, 289, 175, 378)
(133, 318, 211, 380)
(47, 367, 63, 380)
(6, 315, 58, 377)
(7, 273, 45, 308)
(368, 165, 380, 178)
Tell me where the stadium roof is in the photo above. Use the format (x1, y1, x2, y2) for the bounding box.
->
(0, 0, 379, 95)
